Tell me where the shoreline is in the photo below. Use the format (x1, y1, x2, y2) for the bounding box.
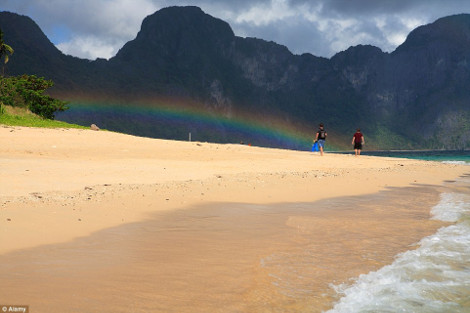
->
(1, 126, 469, 311)
(1, 126, 468, 254)
(0, 177, 460, 312)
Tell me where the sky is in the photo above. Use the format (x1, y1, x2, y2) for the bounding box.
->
(2, 0, 470, 60)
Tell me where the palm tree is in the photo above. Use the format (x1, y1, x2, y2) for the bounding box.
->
(0, 29, 14, 76)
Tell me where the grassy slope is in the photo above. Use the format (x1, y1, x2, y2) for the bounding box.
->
(0, 105, 88, 129)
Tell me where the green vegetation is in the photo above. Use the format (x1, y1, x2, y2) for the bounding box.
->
(0, 75, 69, 119)
(1, 28, 68, 122)
(0, 29, 14, 76)
(0, 104, 87, 129)
(368, 124, 415, 150)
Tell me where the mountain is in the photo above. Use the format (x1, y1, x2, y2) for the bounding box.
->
(0, 11, 91, 90)
(1, 8, 470, 150)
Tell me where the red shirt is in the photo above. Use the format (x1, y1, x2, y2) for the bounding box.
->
(353, 132, 363, 143)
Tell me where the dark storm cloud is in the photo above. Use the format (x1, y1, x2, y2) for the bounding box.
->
(232, 15, 331, 56)
(320, 0, 419, 15)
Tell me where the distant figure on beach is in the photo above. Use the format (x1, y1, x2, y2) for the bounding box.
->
(352, 128, 365, 156)
(314, 123, 327, 156)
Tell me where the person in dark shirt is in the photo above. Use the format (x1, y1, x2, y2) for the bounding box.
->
(352, 129, 365, 156)
(314, 123, 327, 156)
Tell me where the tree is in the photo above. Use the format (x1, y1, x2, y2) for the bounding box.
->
(0, 75, 68, 119)
(0, 30, 66, 119)
(0, 29, 14, 76)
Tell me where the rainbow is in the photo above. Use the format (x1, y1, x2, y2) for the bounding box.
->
(56, 99, 325, 151)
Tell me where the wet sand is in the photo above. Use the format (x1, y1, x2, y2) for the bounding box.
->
(0, 126, 468, 312)
(0, 185, 452, 312)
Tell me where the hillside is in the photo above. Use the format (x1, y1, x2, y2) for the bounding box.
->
(1, 8, 470, 150)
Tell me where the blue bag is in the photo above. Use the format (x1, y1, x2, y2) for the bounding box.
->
(311, 141, 319, 152)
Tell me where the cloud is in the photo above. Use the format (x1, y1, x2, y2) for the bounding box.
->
(319, 0, 418, 15)
(220, 0, 411, 56)
(232, 0, 296, 26)
(53, 0, 159, 59)
(200, 0, 430, 56)
(56, 36, 120, 60)
(3, 0, 159, 59)
(3, 0, 470, 59)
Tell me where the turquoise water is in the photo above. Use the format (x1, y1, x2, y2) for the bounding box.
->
(325, 157, 470, 313)
(361, 150, 470, 163)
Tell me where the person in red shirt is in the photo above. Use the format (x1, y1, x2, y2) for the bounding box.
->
(352, 129, 365, 156)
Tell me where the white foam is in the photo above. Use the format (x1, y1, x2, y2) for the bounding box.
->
(431, 193, 470, 222)
(325, 192, 470, 313)
(441, 161, 469, 165)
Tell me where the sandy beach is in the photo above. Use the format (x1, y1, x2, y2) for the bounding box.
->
(1, 126, 468, 312)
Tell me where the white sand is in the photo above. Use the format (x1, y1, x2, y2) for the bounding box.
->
(1, 125, 467, 254)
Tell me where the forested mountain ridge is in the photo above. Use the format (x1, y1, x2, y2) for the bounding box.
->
(1, 7, 470, 149)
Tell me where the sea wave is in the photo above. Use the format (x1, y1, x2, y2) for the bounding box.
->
(325, 192, 470, 313)
(441, 161, 469, 165)
(431, 192, 470, 222)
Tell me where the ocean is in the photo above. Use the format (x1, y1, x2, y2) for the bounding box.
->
(325, 152, 470, 313)
(361, 150, 470, 164)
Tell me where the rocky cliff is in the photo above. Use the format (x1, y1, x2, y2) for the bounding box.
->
(1, 8, 470, 149)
